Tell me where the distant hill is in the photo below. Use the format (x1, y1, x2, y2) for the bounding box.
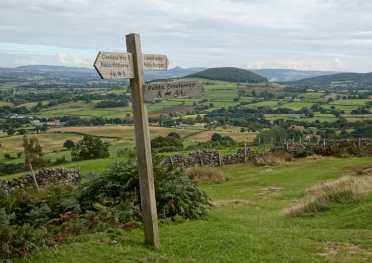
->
(185, 67, 268, 83)
(281, 72, 372, 85)
(14, 65, 95, 73)
(248, 69, 344, 82)
(0, 65, 208, 83)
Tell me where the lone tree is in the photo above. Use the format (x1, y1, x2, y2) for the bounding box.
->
(23, 136, 43, 169)
(71, 135, 111, 161)
(63, 139, 75, 150)
(41, 124, 48, 133)
(151, 136, 183, 149)
(167, 132, 181, 139)
(7, 129, 15, 136)
(211, 133, 222, 141)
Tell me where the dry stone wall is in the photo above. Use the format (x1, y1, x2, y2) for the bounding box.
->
(0, 168, 82, 193)
(271, 138, 372, 154)
(164, 147, 260, 168)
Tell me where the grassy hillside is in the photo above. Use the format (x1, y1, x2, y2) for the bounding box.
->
(282, 72, 372, 85)
(13, 156, 372, 262)
(185, 67, 268, 83)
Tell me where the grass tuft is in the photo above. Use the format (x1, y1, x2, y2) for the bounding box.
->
(186, 167, 230, 183)
(283, 175, 372, 217)
(256, 152, 294, 166)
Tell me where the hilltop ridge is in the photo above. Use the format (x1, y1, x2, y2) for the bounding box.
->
(185, 67, 268, 83)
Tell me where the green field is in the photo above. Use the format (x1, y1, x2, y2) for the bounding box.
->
(300, 92, 325, 99)
(330, 99, 371, 106)
(198, 89, 239, 101)
(279, 102, 314, 110)
(245, 101, 281, 108)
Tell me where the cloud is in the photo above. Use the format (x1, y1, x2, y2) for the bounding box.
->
(57, 53, 91, 65)
(1, 0, 372, 72)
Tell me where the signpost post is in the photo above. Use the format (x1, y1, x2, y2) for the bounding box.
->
(93, 33, 205, 248)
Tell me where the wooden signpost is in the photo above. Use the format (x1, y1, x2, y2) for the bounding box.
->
(93, 33, 205, 248)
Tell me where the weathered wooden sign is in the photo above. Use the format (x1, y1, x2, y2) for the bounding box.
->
(143, 80, 205, 102)
(143, 54, 169, 71)
(94, 52, 169, 79)
(93, 34, 206, 249)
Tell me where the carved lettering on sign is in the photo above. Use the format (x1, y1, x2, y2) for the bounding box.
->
(94, 52, 168, 79)
(143, 80, 205, 102)
(94, 52, 135, 79)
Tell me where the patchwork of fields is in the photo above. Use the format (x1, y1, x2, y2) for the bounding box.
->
(6, 77, 371, 125)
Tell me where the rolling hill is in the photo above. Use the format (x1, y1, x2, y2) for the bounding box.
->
(248, 69, 344, 82)
(282, 72, 372, 85)
(184, 67, 268, 83)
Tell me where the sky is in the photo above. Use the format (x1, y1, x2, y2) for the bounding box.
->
(0, 0, 371, 73)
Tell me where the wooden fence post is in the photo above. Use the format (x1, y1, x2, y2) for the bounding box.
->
(244, 143, 247, 162)
(218, 152, 222, 167)
(198, 149, 203, 167)
(29, 164, 39, 191)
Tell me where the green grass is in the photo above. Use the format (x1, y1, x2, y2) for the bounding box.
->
(330, 99, 371, 106)
(0, 101, 14, 107)
(12, 156, 372, 262)
(300, 93, 325, 99)
(278, 102, 314, 110)
(245, 101, 281, 108)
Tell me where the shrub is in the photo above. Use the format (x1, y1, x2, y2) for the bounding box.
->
(63, 140, 75, 150)
(151, 136, 183, 153)
(167, 132, 181, 139)
(0, 157, 212, 259)
(186, 167, 230, 183)
(151, 136, 183, 148)
(256, 152, 293, 166)
(211, 133, 222, 141)
(116, 147, 137, 159)
(71, 135, 111, 161)
(291, 150, 313, 158)
(54, 156, 68, 165)
(283, 175, 372, 217)
(77, 156, 212, 219)
(4, 153, 11, 159)
(23, 136, 44, 170)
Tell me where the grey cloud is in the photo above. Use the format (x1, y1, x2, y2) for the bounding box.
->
(0, 0, 371, 72)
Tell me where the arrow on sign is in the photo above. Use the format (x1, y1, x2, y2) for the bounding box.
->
(143, 80, 205, 102)
(94, 52, 168, 79)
